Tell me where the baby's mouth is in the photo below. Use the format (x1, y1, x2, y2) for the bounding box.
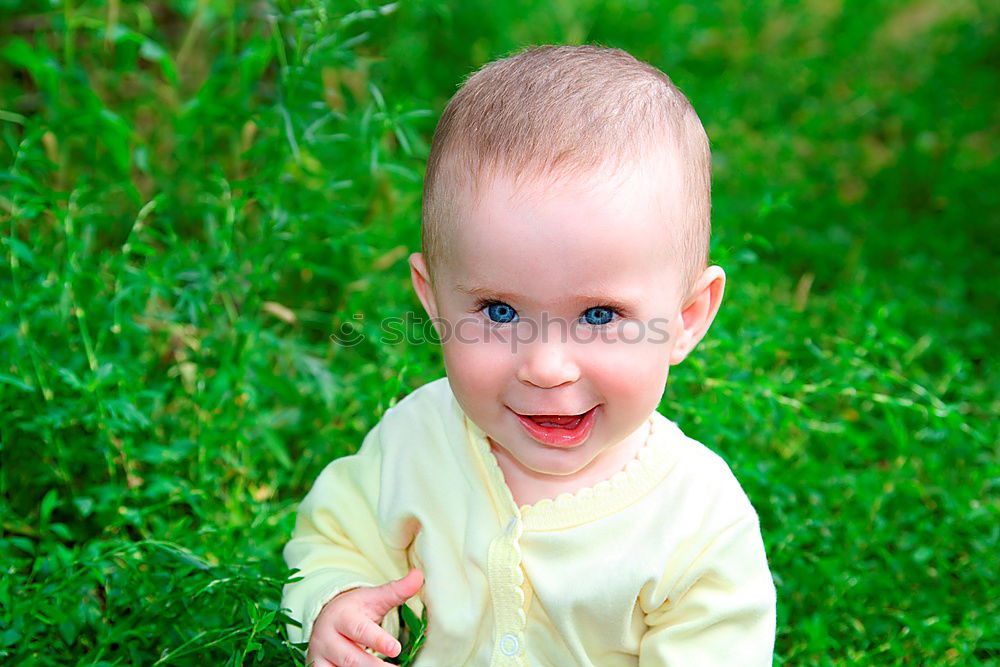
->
(524, 413, 587, 428)
(512, 406, 598, 447)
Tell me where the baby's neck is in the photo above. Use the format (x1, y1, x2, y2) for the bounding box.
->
(489, 421, 651, 508)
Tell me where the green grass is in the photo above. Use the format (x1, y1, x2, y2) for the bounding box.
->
(1, 1, 997, 664)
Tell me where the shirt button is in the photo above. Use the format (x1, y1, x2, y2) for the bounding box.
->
(499, 633, 519, 656)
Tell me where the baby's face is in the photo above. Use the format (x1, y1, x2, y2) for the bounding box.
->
(413, 167, 697, 485)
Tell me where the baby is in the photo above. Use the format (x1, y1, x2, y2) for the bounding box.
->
(283, 45, 776, 666)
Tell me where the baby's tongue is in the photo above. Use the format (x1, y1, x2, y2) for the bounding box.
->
(529, 414, 580, 426)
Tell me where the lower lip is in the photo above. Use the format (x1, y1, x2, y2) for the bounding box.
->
(513, 407, 598, 447)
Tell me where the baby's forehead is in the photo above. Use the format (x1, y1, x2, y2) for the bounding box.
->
(454, 154, 686, 234)
(445, 171, 684, 268)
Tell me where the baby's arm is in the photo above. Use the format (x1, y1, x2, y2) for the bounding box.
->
(638, 510, 776, 666)
(283, 424, 418, 661)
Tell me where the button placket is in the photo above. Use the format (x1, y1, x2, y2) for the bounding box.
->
(487, 515, 527, 664)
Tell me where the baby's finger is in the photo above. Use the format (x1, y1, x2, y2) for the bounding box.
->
(366, 568, 424, 617)
(310, 636, 391, 667)
(333, 638, 394, 667)
(341, 617, 402, 658)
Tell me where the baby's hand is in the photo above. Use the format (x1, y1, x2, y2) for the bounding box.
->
(307, 568, 424, 667)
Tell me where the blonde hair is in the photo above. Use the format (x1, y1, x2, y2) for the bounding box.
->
(422, 44, 711, 293)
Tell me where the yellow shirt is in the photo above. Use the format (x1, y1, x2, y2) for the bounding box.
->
(283, 378, 776, 665)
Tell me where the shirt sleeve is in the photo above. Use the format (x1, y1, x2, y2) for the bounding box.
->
(281, 422, 413, 645)
(638, 510, 777, 667)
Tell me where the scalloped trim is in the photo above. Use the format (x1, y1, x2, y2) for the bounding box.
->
(464, 414, 522, 519)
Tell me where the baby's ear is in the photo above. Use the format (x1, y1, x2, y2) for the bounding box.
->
(409, 252, 439, 320)
(669, 265, 726, 365)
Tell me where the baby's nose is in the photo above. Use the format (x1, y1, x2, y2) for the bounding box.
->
(515, 323, 581, 389)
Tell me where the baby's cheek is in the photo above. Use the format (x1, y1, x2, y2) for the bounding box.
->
(441, 333, 512, 399)
(593, 338, 671, 401)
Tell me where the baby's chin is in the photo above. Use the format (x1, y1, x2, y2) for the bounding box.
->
(489, 436, 609, 478)
(523, 455, 595, 478)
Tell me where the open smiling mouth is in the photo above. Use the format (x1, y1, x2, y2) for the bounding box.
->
(512, 406, 598, 447)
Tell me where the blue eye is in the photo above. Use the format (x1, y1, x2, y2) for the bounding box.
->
(581, 306, 617, 325)
(485, 302, 518, 323)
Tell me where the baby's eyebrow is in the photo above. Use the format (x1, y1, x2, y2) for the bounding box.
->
(454, 284, 523, 301)
(454, 283, 634, 312)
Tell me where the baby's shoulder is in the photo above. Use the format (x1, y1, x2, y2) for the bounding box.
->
(650, 413, 757, 519)
(368, 377, 467, 459)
